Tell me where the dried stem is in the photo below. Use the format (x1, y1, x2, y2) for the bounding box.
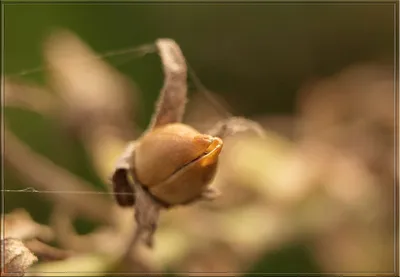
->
(4, 209, 53, 242)
(119, 225, 145, 265)
(24, 239, 72, 262)
(120, 182, 162, 254)
(111, 38, 188, 256)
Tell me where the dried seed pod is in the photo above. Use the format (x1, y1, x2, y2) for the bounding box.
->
(133, 122, 223, 206)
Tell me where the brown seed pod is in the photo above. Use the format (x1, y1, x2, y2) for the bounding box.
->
(133, 123, 223, 207)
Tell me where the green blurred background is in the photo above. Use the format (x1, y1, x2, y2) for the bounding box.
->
(3, 2, 397, 275)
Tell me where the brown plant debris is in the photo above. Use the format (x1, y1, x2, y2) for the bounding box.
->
(2, 238, 38, 277)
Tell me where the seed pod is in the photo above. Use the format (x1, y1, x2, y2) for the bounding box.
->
(134, 123, 223, 206)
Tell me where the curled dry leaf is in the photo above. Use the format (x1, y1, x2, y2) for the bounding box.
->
(148, 39, 188, 129)
(111, 141, 137, 207)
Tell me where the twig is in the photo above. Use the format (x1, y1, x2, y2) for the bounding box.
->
(4, 209, 53, 242)
(117, 183, 161, 272)
(24, 239, 72, 262)
(3, 127, 116, 225)
(120, 225, 144, 263)
(50, 203, 125, 255)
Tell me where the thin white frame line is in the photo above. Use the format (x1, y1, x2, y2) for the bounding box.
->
(1, 2, 6, 274)
(1, 188, 133, 195)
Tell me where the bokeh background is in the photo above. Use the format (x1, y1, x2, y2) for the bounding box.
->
(3, 2, 398, 276)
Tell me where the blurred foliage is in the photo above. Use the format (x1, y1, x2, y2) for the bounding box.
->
(245, 241, 321, 274)
(4, 3, 395, 115)
(3, 2, 397, 276)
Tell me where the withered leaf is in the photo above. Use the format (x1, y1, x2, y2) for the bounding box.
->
(148, 39, 188, 129)
(111, 142, 137, 207)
